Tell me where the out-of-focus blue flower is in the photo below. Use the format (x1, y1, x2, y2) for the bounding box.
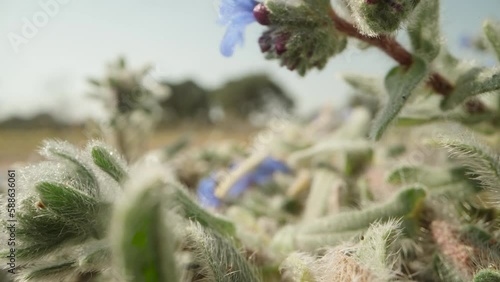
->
(197, 175, 222, 208)
(197, 156, 291, 208)
(218, 0, 258, 57)
(459, 35, 474, 49)
(226, 157, 290, 197)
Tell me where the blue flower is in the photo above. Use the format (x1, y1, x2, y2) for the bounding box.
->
(218, 0, 258, 57)
(196, 156, 291, 208)
(459, 35, 474, 49)
(197, 175, 222, 208)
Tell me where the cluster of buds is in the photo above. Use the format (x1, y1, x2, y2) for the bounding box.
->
(253, 4, 289, 58)
(346, 0, 421, 36)
(218, 0, 423, 74)
(259, 31, 291, 65)
(253, 1, 347, 75)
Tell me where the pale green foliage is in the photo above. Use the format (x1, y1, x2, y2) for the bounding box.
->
(407, 0, 441, 62)
(23, 261, 78, 282)
(21, 242, 109, 281)
(370, 57, 428, 140)
(279, 252, 316, 282)
(484, 19, 500, 62)
(1, 141, 122, 281)
(386, 165, 479, 197)
(387, 165, 465, 186)
(88, 57, 168, 161)
(185, 222, 261, 282)
(299, 187, 425, 234)
(1, 140, 246, 282)
(272, 187, 425, 252)
(302, 169, 345, 220)
(279, 220, 404, 281)
(172, 183, 236, 237)
(460, 225, 500, 265)
(441, 67, 500, 110)
(110, 169, 179, 282)
(354, 219, 403, 280)
(437, 133, 500, 205)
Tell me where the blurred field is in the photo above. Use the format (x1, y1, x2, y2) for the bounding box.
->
(0, 124, 257, 168)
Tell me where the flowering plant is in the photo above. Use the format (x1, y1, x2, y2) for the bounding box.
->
(1, 0, 500, 281)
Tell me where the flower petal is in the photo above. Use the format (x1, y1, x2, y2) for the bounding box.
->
(260, 157, 291, 174)
(218, 0, 257, 56)
(218, 0, 256, 24)
(227, 173, 255, 198)
(220, 24, 245, 57)
(197, 176, 221, 208)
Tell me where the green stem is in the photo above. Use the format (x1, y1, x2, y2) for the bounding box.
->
(327, 7, 486, 114)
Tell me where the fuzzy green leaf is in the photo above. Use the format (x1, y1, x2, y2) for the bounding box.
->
(272, 201, 417, 253)
(91, 145, 128, 183)
(354, 220, 402, 281)
(279, 253, 316, 282)
(289, 230, 360, 252)
(386, 165, 479, 198)
(460, 225, 500, 261)
(303, 169, 344, 220)
(408, 0, 441, 62)
(78, 242, 112, 272)
(111, 181, 179, 282)
(42, 140, 99, 197)
(172, 184, 236, 237)
(288, 139, 371, 168)
(24, 261, 77, 281)
(386, 165, 467, 186)
(14, 196, 86, 260)
(437, 135, 500, 200)
(484, 19, 500, 61)
(441, 67, 500, 110)
(370, 57, 428, 140)
(349, 0, 421, 36)
(474, 269, 500, 282)
(187, 223, 261, 282)
(299, 186, 426, 235)
(36, 182, 102, 236)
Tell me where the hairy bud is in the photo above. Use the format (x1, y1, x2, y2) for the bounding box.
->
(253, 3, 271, 25)
(347, 0, 421, 36)
(260, 1, 347, 75)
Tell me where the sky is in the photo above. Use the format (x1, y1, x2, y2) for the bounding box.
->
(0, 0, 499, 122)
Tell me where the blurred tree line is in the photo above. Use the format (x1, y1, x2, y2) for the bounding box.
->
(0, 72, 295, 129)
(160, 74, 295, 125)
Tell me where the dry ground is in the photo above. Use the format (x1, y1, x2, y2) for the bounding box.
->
(0, 124, 257, 170)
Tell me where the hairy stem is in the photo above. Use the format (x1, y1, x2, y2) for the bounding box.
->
(327, 7, 486, 113)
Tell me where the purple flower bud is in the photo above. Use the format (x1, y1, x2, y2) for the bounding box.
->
(274, 38, 286, 56)
(253, 3, 270, 26)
